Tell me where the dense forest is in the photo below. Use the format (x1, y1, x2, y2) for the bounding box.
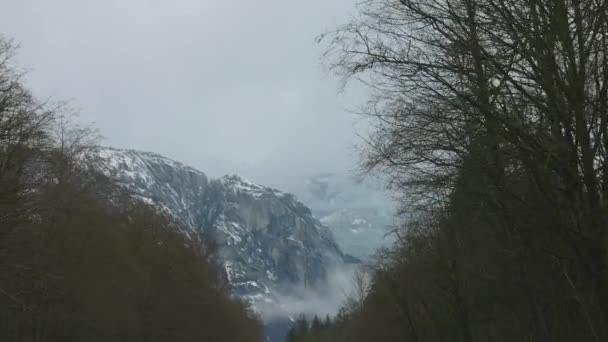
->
(0, 38, 262, 342)
(292, 0, 608, 341)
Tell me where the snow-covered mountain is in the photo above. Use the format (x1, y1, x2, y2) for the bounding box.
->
(89, 148, 352, 322)
(295, 173, 397, 260)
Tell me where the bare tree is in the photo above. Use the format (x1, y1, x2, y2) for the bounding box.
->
(316, 0, 608, 340)
(0, 37, 58, 228)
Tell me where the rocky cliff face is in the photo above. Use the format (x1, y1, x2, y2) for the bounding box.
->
(91, 148, 348, 319)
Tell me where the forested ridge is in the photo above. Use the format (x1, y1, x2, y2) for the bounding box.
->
(0, 38, 262, 342)
(293, 0, 608, 340)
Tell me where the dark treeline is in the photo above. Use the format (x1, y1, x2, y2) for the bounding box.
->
(286, 314, 332, 342)
(298, 0, 608, 341)
(0, 38, 262, 342)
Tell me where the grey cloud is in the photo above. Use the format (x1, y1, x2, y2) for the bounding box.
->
(0, 0, 367, 190)
(261, 264, 365, 321)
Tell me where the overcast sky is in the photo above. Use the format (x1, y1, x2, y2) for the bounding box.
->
(0, 0, 368, 190)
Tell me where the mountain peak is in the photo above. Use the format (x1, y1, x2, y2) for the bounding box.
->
(90, 147, 348, 321)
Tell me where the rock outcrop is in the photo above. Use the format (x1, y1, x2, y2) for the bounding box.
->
(91, 148, 349, 319)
